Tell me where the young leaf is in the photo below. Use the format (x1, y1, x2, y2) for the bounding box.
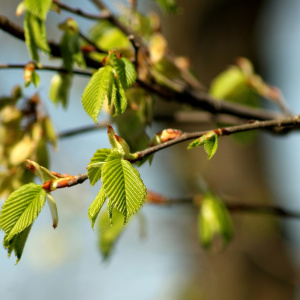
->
(111, 76, 127, 116)
(4, 225, 32, 263)
(88, 148, 112, 186)
(59, 18, 86, 71)
(46, 194, 58, 229)
(204, 135, 218, 160)
(112, 55, 136, 89)
(49, 73, 72, 108)
(26, 159, 57, 183)
(102, 151, 147, 223)
(188, 131, 218, 160)
(107, 124, 130, 156)
(0, 183, 46, 243)
(98, 207, 127, 259)
(24, 12, 50, 63)
(198, 192, 233, 249)
(81, 66, 114, 123)
(24, 62, 40, 88)
(88, 186, 106, 229)
(24, 0, 52, 20)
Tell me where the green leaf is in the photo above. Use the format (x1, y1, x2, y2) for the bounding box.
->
(204, 135, 218, 160)
(59, 18, 86, 71)
(121, 58, 137, 87)
(98, 207, 127, 259)
(24, 62, 40, 88)
(112, 77, 127, 116)
(81, 66, 114, 123)
(4, 225, 32, 264)
(24, 0, 52, 20)
(88, 186, 106, 229)
(188, 131, 218, 160)
(88, 148, 112, 186)
(88, 20, 131, 52)
(25, 160, 57, 183)
(24, 12, 50, 63)
(102, 151, 147, 223)
(198, 192, 233, 249)
(107, 124, 130, 156)
(0, 183, 46, 243)
(152, 0, 180, 13)
(46, 194, 58, 229)
(112, 55, 136, 89)
(49, 73, 72, 108)
(209, 62, 259, 109)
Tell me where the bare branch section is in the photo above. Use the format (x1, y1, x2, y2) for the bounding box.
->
(146, 191, 300, 219)
(58, 120, 108, 138)
(54, 0, 111, 20)
(0, 63, 92, 76)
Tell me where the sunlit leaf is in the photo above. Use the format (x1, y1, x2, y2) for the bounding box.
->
(102, 151, 147, 223)
(89, 20, 132, 52)
(88, 186, 106, 229)
(24, 12, 50, 63)
(46, 194, 58, 229)
(204, 135, 218, 160)
(24, 62, 40, 88)
(81, 66, 114, 123)
(0, 183, 46, 243)
(111, 77, 127, 116)
(59, 18, 86, 71)
(107, 124, 130, 156)
(4, 225, 32, 264)
(188, 131, 218, 160)
(25, 160, 57, 183)
(88, 148, 111, 186)
(24, 0, 52, 20)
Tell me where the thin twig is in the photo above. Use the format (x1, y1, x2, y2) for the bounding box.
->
(54, 0, 111, 20)
(79, 31, 106, 54)
(0, 63, 92, 76)
(133, 115, 300, 161)
(58, 120, 108, 138)
(146, 191, 300, 219)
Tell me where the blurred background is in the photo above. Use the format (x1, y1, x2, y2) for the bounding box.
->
(1, 0, 300, 299)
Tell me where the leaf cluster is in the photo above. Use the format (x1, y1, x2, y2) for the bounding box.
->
(82, 51, 137, 122)
(88, 125, 146, 225)
(0, 87, 56, 199)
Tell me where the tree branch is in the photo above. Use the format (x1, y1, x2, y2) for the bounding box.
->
(0, 15, 286, 121)
(146, 191, 300, 219)
(58, 120, 108, 138)
(133, 115, 300, 161)
(0, 63, 92, 76)
(54, 0, 111, 20)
